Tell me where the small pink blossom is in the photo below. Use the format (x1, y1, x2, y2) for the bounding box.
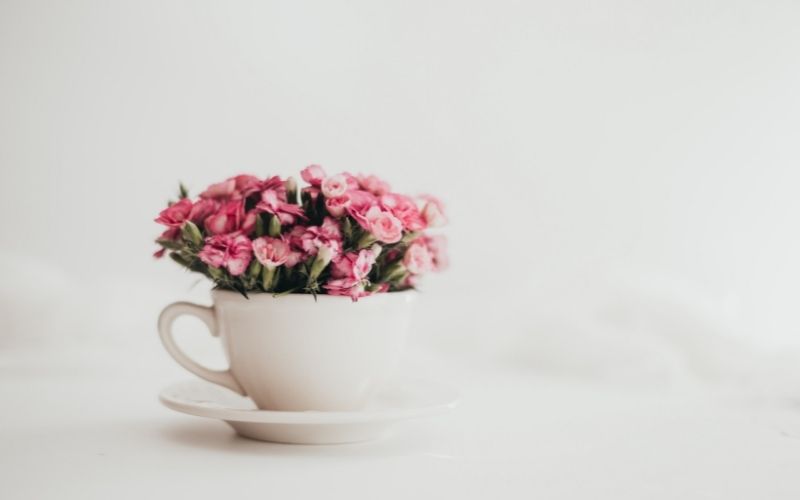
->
(403, 240, 434, 275)
(331, 249, 377, 280)
(300, 164, 326, 187)
(366, 206, 403, 244)
(423, 235, 449, 271)
(155, 198, 193, 229)
(419, 195, 447, 227)
(324, 278, 370, 302)
(198, 233, 253, 276)
(381, 193, 426, 232)
(288, 224, 341, 259)
(346, 190, 379, 229)
(205, 200, 245, 235)
(256, 188, 306, 225)
(252, 237, 291, 269)
(357, 174, 391, 196)
(200, 179, 236, 200)
(187, 199, 219, 226)
(325, 194, 351, 217)
(321, 174, 349, 198)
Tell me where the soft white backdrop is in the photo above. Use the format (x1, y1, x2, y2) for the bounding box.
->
(2, 0, 800, 392)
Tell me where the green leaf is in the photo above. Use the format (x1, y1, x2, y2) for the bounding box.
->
(208, 266, 225, 281)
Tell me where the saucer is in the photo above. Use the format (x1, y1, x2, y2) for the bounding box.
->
(159, 378, 460, 444)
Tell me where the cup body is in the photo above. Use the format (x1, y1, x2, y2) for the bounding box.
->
(211, 290, 414, 411)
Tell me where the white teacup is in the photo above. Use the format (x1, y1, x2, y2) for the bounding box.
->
(158, 289, 415, 411)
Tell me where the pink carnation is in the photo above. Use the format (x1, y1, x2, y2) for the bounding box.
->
(256, 187, 306, 225)
(325, 194, 351, 217)
(331, 248, 377, 281)
(365, 206, 403, 244)
(403, 240, 434, 275)
(300, 164, 326, 187)
(205, 200, 254, 235)
(419, 195, 447, 227)
(198, 233, 253, 276)
(357, 174, 391, 196)
(381, 193, 426, 232)
(324, 278, 370, 302)
(321, 174, 349, 198)
(252, 237, 291, 269)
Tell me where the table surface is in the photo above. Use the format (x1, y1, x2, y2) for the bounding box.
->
(2, 342, 800, 500)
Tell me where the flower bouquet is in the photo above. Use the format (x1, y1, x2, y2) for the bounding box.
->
(154, 165, 447, 301)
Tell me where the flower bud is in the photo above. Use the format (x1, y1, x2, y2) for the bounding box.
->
(370, 243, 383, 258)
(285, 176, 298, 204)
(268, 214, 281, 237)
(181, 221, 203, 246)
(308, 245, 334, 283)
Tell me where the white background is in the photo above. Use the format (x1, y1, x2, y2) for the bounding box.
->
(2, 1, 800, 498)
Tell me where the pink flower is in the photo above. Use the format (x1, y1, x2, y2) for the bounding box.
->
(423, 235, 449, 271)
(419, 195, 447, 227)
(319, 217, 343, 242)
(403, 240, 434, 275)
(341, 172, 361, 191)
(200, 179, 236, 200)
(321, 174, 349, 198)
(346, 190, 379, 229)
(380, 193, 426, 232)
(300, 164, 326, 187)
(199, 174, 267, 200)
(205, 200, 245, 235)
(324, 278, 370, 302)
(365, 206, 403, 244)
(357, 174, 391, 195)
(155, 198, 193, 229)
(198, 233, 253, 276)
(256, 188, 306, 225)
(187, 199, 219, 226)
(325, 194, 351, 217)
(331, 248, 377, 280)
(252, 237, 291, 269)
(288, 224, 341, 259)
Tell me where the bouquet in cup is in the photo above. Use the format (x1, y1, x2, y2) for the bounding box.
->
(154, 165, 447, 300)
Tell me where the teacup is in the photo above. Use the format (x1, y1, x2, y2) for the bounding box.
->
(158, 289, 414, 411)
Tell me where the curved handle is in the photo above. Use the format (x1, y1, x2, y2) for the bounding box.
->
(158, 301, 245, 395)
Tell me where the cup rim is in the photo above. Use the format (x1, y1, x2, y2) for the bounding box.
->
(211, 288, 417, 305)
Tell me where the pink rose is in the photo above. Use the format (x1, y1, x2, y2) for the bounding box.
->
(321, 174, 349, 198)
(252, 236, 291, 269)
(380, 193, 426, 232)
(365, 206, 403, 244)
(357, 174, 391, 195)
(403, 240, 434, 275)
(198, 233, 253, 276)
(204, 200, 245, 235)
(300, 164, 326, 187)
(325, 194, 351, 217)
(419, 195, 447, 227)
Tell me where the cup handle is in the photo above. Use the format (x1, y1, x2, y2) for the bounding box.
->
(158, 301, 245, 395)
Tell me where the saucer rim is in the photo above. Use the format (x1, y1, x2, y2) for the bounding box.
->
(159, 377, 460, 425)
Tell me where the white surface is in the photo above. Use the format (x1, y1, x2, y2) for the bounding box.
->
(2, 343, 800, 499)
(2, 0, 800, 497)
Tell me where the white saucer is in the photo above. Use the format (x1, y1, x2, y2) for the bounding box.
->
(159, 378, 460, 444)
